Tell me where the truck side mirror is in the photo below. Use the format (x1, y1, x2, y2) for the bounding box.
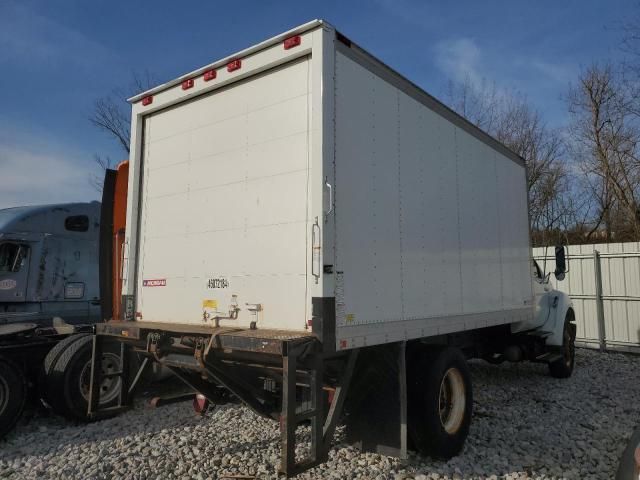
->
(554, 246, 567, 281)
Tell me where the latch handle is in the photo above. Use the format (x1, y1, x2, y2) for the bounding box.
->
(325, 177, 333, 216)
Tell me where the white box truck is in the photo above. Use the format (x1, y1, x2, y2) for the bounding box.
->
(88, 20, 576, 476)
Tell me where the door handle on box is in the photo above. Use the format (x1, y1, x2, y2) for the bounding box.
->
(325, 178, 333, 216)
(312, 218, 321, 283)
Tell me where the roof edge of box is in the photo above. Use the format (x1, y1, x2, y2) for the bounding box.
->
(128, 19, 329, 104)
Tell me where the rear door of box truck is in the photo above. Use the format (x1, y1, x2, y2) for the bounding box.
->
(131, 57, 313, 331)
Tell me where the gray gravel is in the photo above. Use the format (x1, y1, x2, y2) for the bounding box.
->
(1, 348, 638, 479)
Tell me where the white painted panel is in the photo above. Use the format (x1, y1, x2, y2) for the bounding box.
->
(136, 58, 312, 330)
(333, 52, 402, 327)
(334, 51, 532, 345)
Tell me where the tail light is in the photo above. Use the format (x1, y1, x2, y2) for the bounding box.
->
(203, 69, 217, 81)
(284, 35, 301, 50)
(227, 59, 242, 72)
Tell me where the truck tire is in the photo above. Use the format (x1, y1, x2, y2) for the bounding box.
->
(0, 356, 27, 440)
(549, 312, 576, 379)
(43, 333, 90, 378)
(40, 333, 90, 406)
(408, 346, 472, 459)
(46, 335, 124, 421)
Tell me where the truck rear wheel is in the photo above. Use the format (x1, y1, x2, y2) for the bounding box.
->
(549, 312, 576, 379)
(46, 335, 124, 421)
(408, 346, 472, 459)
(40, 333, 90, 407)
(43, 333, 90, 378)
(0, 356, 27, 440)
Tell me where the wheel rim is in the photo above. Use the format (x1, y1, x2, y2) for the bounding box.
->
(438, 367, 466, 434)
(0, 371, 8, 416)
(79, 353, 122, 404)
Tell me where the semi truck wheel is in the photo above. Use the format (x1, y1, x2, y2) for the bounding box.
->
(43, 333, 90, 378)
(408, 346, 472, 459)
(0, 356, 27, 440)
(40, 333, 90, 407)
(548, 312, 576, 379)
(46, 335, 124, 421)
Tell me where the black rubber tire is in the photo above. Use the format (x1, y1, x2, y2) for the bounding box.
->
(40, 333, 90, 406)
(46, 336, 123, 421)
(408, 346, 473, 459)
(616, 426, 640, 479)
(0, 356, 27, 440)
(549, 313, 576, 379)
(43, 333, 90, 377)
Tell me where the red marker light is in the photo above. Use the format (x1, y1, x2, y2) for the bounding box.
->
(203, 69, 217, 81)
(227, 59, 242, 72)
(181, 79, 194, 90)
(284, 35, 301, 50)
(141, 96, 153, 106)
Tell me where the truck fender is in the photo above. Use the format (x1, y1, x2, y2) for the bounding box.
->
(546, 291, 574, 347)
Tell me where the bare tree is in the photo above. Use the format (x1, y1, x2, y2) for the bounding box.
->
(567, 63, 640, 242)
(90, 70, 156, 154)
(88, 71, 157, 190)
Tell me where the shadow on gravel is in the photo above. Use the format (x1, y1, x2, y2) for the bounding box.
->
(1, 378, 201, 458)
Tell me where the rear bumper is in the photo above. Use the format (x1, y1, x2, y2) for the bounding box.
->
(96, 320, 319, 357)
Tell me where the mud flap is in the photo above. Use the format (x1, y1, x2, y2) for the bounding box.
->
(344, 342, 407, 458)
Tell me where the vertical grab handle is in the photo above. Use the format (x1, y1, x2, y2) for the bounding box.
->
(312, 217, 321, 283)
(325, 177, 333, 216)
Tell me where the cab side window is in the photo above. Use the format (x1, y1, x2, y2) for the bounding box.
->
(0, 243, 28, 273)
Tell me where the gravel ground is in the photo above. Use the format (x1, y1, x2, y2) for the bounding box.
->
(1, 348, 638, 479)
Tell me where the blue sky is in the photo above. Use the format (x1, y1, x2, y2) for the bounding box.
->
(0, 0, 635, 208)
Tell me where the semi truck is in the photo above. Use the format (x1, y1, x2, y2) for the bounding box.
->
(0, 161, 130, 439)
(86, 20, 576, 476)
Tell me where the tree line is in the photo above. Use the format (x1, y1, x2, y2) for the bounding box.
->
(444, 21, 640, 247)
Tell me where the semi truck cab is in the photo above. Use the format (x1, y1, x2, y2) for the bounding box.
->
(0, 202, 101, 327)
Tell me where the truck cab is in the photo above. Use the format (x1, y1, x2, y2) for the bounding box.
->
(0, 202, 101, 327)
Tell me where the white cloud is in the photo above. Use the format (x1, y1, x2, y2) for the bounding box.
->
(434, 37, 483, 85)
(0, 126, 101, 209)
(527, 59, 576, 85)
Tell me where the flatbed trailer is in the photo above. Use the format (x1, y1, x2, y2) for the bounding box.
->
(88, 20, 576, 476)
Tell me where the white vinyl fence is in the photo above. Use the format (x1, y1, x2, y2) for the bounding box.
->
(533, 242, 640, 353)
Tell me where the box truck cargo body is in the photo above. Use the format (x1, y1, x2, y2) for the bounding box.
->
(90, 20, 576, 476)
(124, 23, 533, 345)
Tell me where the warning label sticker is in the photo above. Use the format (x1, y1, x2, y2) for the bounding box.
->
(202, 299, 218, 309)
(143, 279, 166, 287)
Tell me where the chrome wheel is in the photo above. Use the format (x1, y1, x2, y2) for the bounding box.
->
(438, 367, 466, 434)
(79, 353, 121, 404)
